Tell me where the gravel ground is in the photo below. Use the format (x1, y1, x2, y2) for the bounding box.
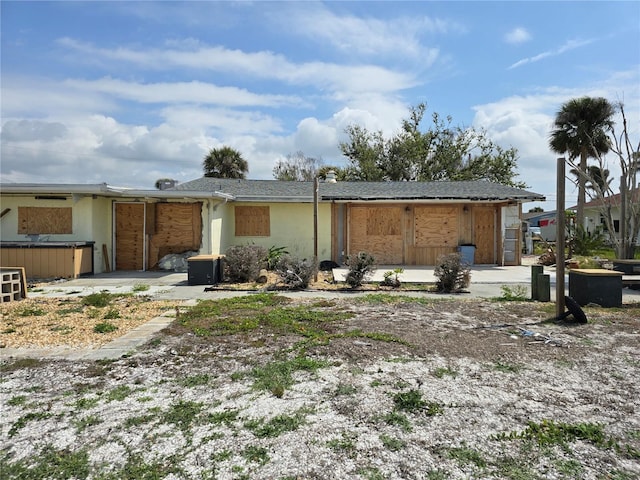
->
(1, 295, 639, 480)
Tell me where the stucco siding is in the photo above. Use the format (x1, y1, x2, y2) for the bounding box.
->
(220, 202, 332, 260)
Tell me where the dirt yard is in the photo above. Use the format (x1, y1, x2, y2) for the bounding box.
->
(1, 294, 639, 479)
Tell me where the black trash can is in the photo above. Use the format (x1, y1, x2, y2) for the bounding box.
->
(187, 255, 223, 285)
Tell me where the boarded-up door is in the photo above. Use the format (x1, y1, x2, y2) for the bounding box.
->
(473, 207, 496, 264)
(148, 203, 202, 268)
(349, 206, 403, 264)
(115, 203, 145, 271)
(411, 206, 459, 264)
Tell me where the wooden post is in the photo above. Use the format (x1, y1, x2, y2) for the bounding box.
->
(531, 265, 543, 300)
(102, 244, 111, 273)
(556, 158, 566, 319)
(313, 177, 319, 282)
(537, 274, 551, 302)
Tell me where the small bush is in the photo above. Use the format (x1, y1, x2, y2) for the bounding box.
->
(265, 246, 289, 270)
(274, 255, 316, 290)
(498, 285, 528, 301)
(381, 268, 404, 288)
(570, 225, 606, 256)
(93, 322, 118, 334)
(82, 292, 114, 308)
(434, 253, 470, 293)
(224, 244, 268, 283)
(345, 252, 376, 288)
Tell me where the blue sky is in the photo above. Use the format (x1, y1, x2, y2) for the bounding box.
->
(1, 1, 639, 210)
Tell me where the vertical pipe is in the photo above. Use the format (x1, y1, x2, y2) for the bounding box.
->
(556, 158, 566, 318)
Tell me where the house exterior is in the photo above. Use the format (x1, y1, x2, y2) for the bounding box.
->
(0, 179, 544, 278)
(578, 191, 640, 245)
(0, 183, 232, 278)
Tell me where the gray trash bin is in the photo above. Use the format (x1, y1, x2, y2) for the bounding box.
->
(457, 245, 476, 265)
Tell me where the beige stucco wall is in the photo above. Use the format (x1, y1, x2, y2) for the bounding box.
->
(214, 201, 332, 261)
(0, 195, 116, 273)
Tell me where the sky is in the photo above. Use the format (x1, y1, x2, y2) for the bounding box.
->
(1, 1, 639, 211)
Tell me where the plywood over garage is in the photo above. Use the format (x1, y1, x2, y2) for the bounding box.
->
(344, 203, 502, 266)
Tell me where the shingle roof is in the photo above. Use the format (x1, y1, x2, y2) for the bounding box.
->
(174, 177, 545, 203)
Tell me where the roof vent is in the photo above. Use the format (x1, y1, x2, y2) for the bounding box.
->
(325, 170, 337, 183)
(157, 179, 177, 190)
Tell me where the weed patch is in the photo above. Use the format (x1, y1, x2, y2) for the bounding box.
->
(392, 389, 443, 416)
(244, 408, 311, 438)
(93, 322, 118, 334)
(250, 355, 330, 396)
(163, 400, 203, 432)
(0, 445, 90, 479)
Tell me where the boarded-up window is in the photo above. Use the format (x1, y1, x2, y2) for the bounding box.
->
(18, 207, 72, 234)
(235, 206, 270, 236)
(414, 206, 458, 247)
(366, 207, 401, 235)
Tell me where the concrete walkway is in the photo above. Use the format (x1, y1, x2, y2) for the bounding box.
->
(4, 264, 638, 361)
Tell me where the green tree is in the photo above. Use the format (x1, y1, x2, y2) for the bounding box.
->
(339, 103, 526, 188)
(203, 146, 249, 179)
(549, 96, 615, 227)
(317, 165, 349, 181)
(272, 151, 323, 181)
(586, 102, 640, 259)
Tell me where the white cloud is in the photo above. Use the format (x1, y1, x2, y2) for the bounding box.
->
(471, 70, 640, 209)
(57, 39, 419, 96)
(275, 3, 457, 61)
(64, 77, 301, 108)
(508, 38, 594, 69)
(504, 27, 531, 45)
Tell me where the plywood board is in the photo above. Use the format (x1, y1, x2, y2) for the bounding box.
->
(407, 246, 457, 265)
(235, 206, 270, 237)
(115, 203, 144, 271)
(348, 206, 403, 264)
(473, 207, 496, 264)
(148, 203, 203, 268)
(414, 206, 458, 247)
(18, 207, 72, 234)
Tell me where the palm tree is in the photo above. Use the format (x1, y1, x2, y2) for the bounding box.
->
(549, 97, 615, 227)
(203, 146, 249, 179)
(569, 165, 612, 196)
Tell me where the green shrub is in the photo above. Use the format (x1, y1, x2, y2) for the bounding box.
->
(93, 322, 118, 334)
(265, 245, 289, 270)
(82, 292, 114, 308)
(345, 252, 376, 288)
(434, 253, 470, 293)
(381, 267, 404, 288)
(570, 225, 606, 256)
(224, 244, 268, 283)
(274, 255, 316, 289)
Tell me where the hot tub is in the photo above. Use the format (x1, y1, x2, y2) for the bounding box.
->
(0, 241, 94, 279)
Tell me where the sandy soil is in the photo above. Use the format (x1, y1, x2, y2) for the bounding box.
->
(1, 296, 639, 479)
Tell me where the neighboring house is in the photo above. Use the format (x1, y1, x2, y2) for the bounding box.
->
(0, 179, 544, 278)
(577, 191, 640, 245)
(522, 210, 557, 242)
